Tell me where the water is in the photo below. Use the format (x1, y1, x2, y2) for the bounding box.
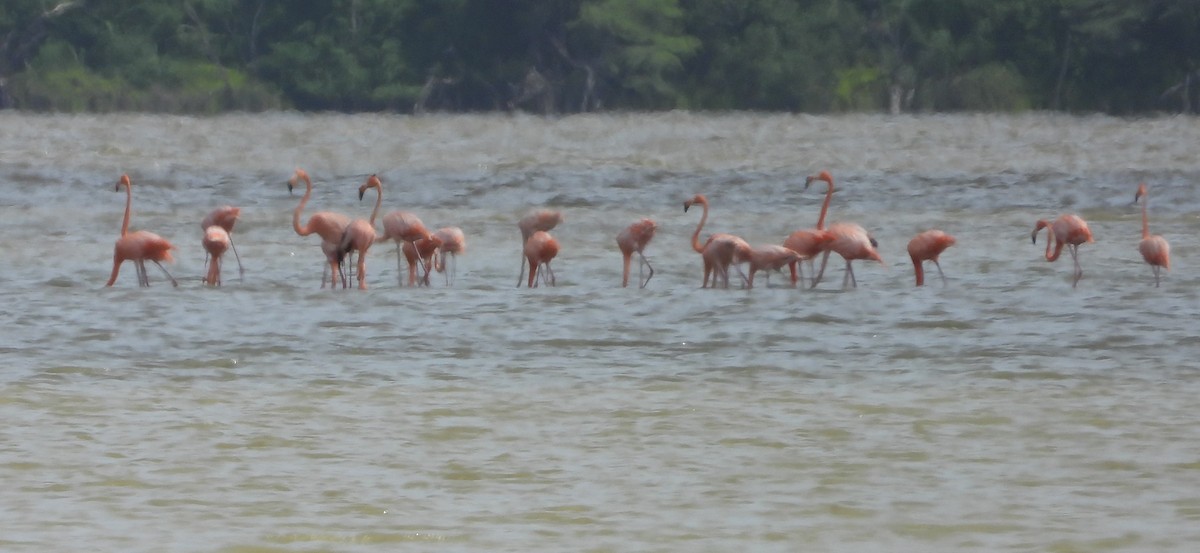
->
(2, 111, 1200, 552)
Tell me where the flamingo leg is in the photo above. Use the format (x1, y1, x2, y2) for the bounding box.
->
(1069, 244, 1082, 288)
(934, 260, 947, 286)
(135, 260, 148, 287)
(843, 260, 857, 289)
(395, 243, 405, 286)
(638, 251, 654, 288)
(229, 237, 244, 280)
(517, 256, 527, 288)
(543, 262, 556, 286)
(811, 250, 832, 289)
(151, 260, 178, 287)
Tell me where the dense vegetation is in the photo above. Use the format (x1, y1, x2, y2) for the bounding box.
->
(1, 0, 1197, 114)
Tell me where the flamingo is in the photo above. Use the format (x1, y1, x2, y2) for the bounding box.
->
(617, 218, 657, 288)
(1032, 214, 1094, 287)
(200, 205, 243, 278)
(202, 226, 231, 286)
(432, 227, 466, 285)
(907, 230, 956, 286)
(517, 209, 564, 287)
(106, 174, 177, 287)
(813, 222, 884, 289)
(288, 168, 351, 289)
(401, 234, 443, 286)
(745, 245, 804, 288)
(683, 194, 751, 288)
(1134, 183, 1170, 287)
(524, 230, 560, 287)
(336, 174, 385, 290)
(368, 176, 437, 287)
(783, 170, 837, 287)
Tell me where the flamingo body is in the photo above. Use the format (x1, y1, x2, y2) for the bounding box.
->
(745, 245, 803, 288)
(1032, 214, 1093, 287)
(1135, 183, 1170, 287)
(814, 222, 883, 289)
(617, 218, 657, 288)
(432, 226, 466, 285)
(517, 209, 563, 286)
(684, 194, 751, 288)
(202, 226, 230, 286)
(106, 174, 177, 287)
(524, 230, 560, 287)
(784, 170, 837, 287)
(907, 229, 956, 286)
(289, 168, 351, 288)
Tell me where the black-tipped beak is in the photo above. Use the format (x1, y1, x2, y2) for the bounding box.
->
(869, 237, 878, 248)
(287, 183, 295, 195)
(358, 189, 365, 201)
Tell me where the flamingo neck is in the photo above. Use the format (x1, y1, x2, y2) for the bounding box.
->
(120, 182, 132, 237)
(690, 201, 709, 253)
(1141, 195, 1151, 240)
(292, 174, 313, 235)
(368, 185, 383, 226)
(815, 180, 834, 230)
(911, 254, 924, 286)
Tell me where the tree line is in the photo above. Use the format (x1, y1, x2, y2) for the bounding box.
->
(1, 0, 1197, 114)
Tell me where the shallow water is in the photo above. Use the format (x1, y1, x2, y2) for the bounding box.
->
(2, 111, 1200, 552)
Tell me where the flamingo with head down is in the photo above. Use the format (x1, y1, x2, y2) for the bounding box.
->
(1032, 214, 1093, 287)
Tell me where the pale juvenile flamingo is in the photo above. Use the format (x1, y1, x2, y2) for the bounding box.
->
(1032, 214, 1094, 287)
(617, 218, 657, 288)
(1134, 183, 1170, 287)
(907, 229, 956, 286)
(745, 245, 803, 289)
(517, 209, 563, 287)
(201, 205, 243, 278)
(432, 226, 466, 285)
(202, 226, 231, 286)
(783, 170, 837, 287)
(106, 174, 177, 287)
(684, 194, 751, 288)
(401, 235, 443, 286)
(524, 230, 560, 287)
(336, 174, 385, 290)
(812, 222, 884, 289)
(288, 168, 351, 288)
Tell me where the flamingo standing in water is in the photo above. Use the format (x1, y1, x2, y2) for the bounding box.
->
(517, 209, 563, 287)
(684, 194, 751, 288)
(372, 175, 437, 287)
(202, 226, 231, 286)
(289, 168, 351, 288)
(1134, 183, 1170, 287)
(1032, 214, 1093, 287)
(106, 174, 177, 287)
(617, 218, 657, 288)
(783, 170, 837, 287)
(907, 230, 956, 286)
(336, 174, 385, 290)
(432, 227, 466, 285)
(201, 205, 243, 278)
(524, 230, 560, 287)
(813, 222, 884, 289)
(401, 235, 442, 286)
(745, 245, 803, 288)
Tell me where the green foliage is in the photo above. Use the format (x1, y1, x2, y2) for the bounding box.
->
(0, 0, 1192, 113)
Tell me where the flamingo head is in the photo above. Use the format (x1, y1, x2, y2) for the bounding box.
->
(1134, 182, 1148, 204)
(683, 194, 707, 212)
(359, 174, 382, 200)
(804, 170, 833, 191)
(287, 168, 309, 195)
(115, 174, 131, 192)
(1031, 220, 1050, 244)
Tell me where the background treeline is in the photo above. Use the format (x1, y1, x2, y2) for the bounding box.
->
(1, 0, 1197, 114)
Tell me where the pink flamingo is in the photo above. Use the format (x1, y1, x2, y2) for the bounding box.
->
(432, 227, 466, 285)
(783, 170, 837, 287)
(288, 168, 351, 288)
(813, 222, 884, 289)
(202, 226, 231, 286)
(336, 174, 385, 290)
(1032, 214, 1094, 287)
(200, 205, 243, 278)
(401, 234, 443, 286)
(372, 176, 437, 287)
(745, 245, 803, 288)
(684, 194, 751, 288)
(524, 230, 560, 287)
(617, 218, 657, 288)
(517, 209, 563, 287)
(1134, 183, 1170, 287)
(106, 174, 177, 287)
(907, 230, 957, 286)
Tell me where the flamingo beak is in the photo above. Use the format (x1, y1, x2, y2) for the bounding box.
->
(287, 182, 295, 195)
(358, 189, 365, 201)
